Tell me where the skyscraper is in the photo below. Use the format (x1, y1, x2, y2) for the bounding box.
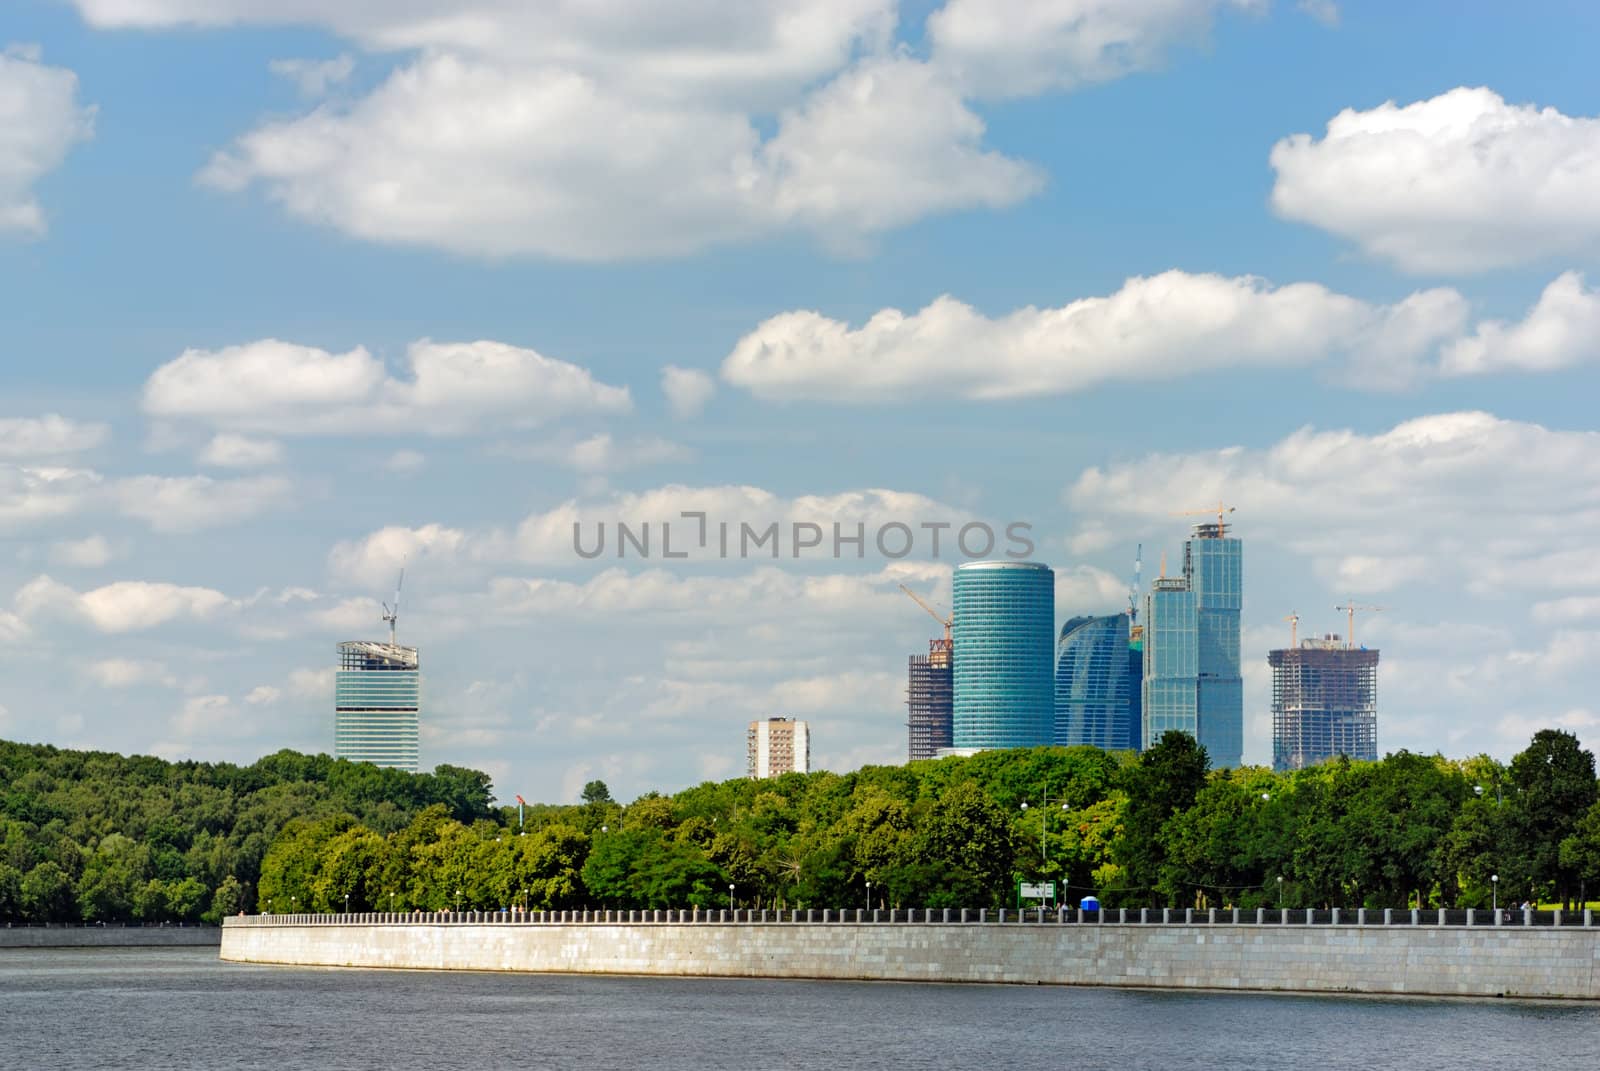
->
(1270, 636, 1379, 772)
(907, 640, 953, 761)
(1185, 522, 1243, 768)
(335, 640, 420, 772)
(1142, 578, 1198, 745)
(748, 716, 810, 778)
(952, 560, 1054, 750)
(1054, 613, 1136, 750)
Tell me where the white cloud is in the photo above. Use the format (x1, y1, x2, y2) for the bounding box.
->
(0, 414, 109, 458)
(49, 534, 114, 568)
(0, 45, 95, 236)
(384, 449, 425, 474)
(112, 474, 295, 531)
(268, 53, 354, 97)
(926, 0, 1263, 99)
(0, 465, 101, 529)
(1054, 564, 1129, 616)
(14, 575, 236, 633)
(501, 434, 691, 475)
(1297, 0, 1339, 27)
(198, 433, 285, 468)
(1066, 411, 1600, 599)
(721, 269, 1467, 402)
(1270, 87, 1600, 273)
(0, 610, 29, 643)
(288, 666, 334, 700)
(661, 366, 717, 420)
(1440, 272, 1600, 376)
(244, 684, 281, 705)
(1531, 597, 1600, 626)
(143, 337, 631, 435)
(327, 523, 470, 591)
(87, 658, 179, 689)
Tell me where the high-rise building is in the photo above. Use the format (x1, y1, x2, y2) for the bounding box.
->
(907, 639, 953, 761)
(1185, 522, 1243, 768)
(1270, 636, 1379, 772)
(1127, 623, 1144, 752)
(748, 716, 810, 778)
(952, 560, 1054, 750)
(1142, 578, 1198, 745)
(1054, 613, 1137, 750)
(335, 640, 420, 772)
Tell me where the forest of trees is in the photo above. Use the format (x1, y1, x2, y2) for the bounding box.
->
(0, 741, 493, 924)
(5, 729, 1600, 923)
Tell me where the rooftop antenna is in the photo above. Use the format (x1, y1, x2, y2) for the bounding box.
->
(381, 568, 405, 647)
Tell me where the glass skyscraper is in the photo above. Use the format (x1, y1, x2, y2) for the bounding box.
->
(1186, 524, 1243, 768)
(952, 560, 1054, 750)
(1142, 578, 1198, 744)
(1054, 613, 1136, 750)
(335, 641, 420, 772)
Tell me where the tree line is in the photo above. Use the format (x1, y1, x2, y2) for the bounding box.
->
(253, 729, 1600, 916)
(5, 729, 1599, 923)
(0, 741, 493, 924)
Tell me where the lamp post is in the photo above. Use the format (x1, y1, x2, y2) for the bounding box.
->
(266, 899, 271, 915)
(728, 884, 735, 912)
(389, 892, 395, 914)
(1491, 873, 1499, 916)
(522, 887, 528, 914)
(866, 881, 872, 911)
(344, 893, 350, 916)
(1276, 875, 1283, 907)
(455, 888, 462, 914)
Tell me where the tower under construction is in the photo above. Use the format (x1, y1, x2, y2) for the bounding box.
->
(907, 639, 953, 761)
(1269, 635, 1379, 772)
(335, 570, 420, 772)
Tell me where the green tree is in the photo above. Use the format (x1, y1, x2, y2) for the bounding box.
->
(22, 861, 77, 922)
(581, 780, 613, 805)
(1115, 731, 1209, 907)
(208, 875, 245, 921)
(1506, 729, 1598, 908)
(1558, 800, 1600, 906)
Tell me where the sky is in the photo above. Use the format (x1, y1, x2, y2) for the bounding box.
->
(3, 0, 1600, 804)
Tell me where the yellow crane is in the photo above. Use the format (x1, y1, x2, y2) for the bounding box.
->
(1171, 502, 1237, 535)
(1284, 611, 1299, 648)
(1334, 602, 1384, 649)
(898, 584, 952, 653)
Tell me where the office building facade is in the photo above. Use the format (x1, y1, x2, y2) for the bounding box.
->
(952, 560, 1055, 750)
(1186, 524, 1243, 768)
(335, 640, 420, 772)
(907, 640, 953, 762)
(1270, 639, 1379, 772)
(748, 716, 810, 778)
(1142, 578, 1198, 746)
(1054, 613, 1136, 750)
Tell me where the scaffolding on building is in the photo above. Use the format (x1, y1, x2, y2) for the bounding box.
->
(1269, 636, 1379, 772)
(907, 640, 953, 762)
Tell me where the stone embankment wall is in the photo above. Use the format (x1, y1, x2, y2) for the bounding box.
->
(221, 914, 1600, 999)
(3, 925, 221, 948)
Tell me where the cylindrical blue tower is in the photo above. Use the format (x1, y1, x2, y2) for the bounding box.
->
(952, 560, 1055, 749)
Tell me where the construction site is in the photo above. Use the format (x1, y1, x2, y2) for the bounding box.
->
(900, 585, 954, 761)
(1269, 607, 1381, 773)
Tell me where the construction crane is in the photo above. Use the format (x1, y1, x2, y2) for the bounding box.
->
(381, 568, 405, 647)
(1171, 501, 1236, 536)
(1284, 611, 1299, 648)
(1334, 601, 1383, 649)
(898, 584, 952, 651)
(1127, 543, 1143, 622)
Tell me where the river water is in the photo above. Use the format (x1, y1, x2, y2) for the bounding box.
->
(2, 947, 1596, 1070)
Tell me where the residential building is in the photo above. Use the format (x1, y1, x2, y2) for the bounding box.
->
(748, 716, 810, 779)
(335, 640, 420, 772)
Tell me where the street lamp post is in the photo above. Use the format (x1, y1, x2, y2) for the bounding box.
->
(866, 881, 872, 911)
(344, 893, 350, 916)
(389, 892, 395, 914)
(455, 888, 462, 914)
(1492, 874, 1499, 917)
(728, 884, 735, 912)
(1276, 875, 1284, 908)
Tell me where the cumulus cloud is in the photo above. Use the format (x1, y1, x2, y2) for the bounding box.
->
(1067, 411, 1600, 598)
(49, 534, 114, 568)
(0, 45, 95, 236)
(1439, 272, 1600, 376)
(142, 337, 631, 436)
(0, 414, 109, 458)
(1270, 87, 1600, 273)
(927, 0, 1263, 98)
(88, 658, 179, 689)
(0, 465, 101, 529)
(268, 53, 354, 97)
(327, 522, 470, 591)
(498, 434, 691, 474)
(198, 433, 285, 468)
(660, 366, 717, 420)
(14, 575, 236, 633)
(111, 474, 295, 531)
(720, 269, 1469, 401)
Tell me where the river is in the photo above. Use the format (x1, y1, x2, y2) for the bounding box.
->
(2, 947, 1596, 1069)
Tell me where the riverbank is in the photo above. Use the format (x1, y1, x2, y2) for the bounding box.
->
(221, 910, 1600, 999)
(2, 924, 221, 948)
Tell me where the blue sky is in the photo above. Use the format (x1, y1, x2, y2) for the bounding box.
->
(3, 0, 1600, 802)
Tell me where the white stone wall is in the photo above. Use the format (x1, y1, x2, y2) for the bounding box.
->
(220, 920, 1600, 999)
